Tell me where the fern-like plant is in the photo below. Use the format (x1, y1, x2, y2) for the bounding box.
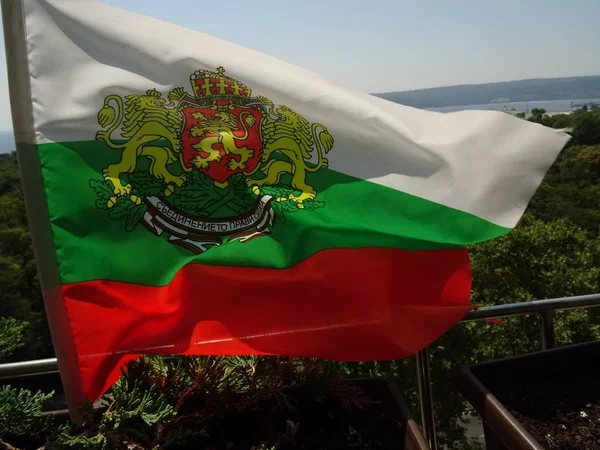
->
(0, 386, 54, 440)
(0, 318, 57, 449)
(2, 355, 379, 449)
(0, 318, 28, 362)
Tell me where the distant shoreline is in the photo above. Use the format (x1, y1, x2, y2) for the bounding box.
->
(374, 75, 600, 109)
(427, 98, 600, 114)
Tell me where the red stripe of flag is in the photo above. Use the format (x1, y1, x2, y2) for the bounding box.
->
(62, 246, 473, 401)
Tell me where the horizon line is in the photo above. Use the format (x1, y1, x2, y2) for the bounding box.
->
(374, 73, 600, 95)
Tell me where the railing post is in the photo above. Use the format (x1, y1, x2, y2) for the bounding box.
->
(416, 347, 438, 450)
(539, 309, 555, 350)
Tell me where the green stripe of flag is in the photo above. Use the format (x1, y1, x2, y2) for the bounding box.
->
(40, 140, 509, 286)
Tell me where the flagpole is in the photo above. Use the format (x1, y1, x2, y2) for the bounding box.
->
(1, 0, 85, 422)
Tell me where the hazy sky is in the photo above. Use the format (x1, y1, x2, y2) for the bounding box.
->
(0, 0, 599, 131)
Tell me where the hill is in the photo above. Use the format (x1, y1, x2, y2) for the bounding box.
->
(374, 76, 600, 109)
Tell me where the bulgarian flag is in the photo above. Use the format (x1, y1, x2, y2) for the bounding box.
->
(4, 0, 569, 410)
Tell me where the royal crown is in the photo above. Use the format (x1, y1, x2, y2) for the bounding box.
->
(190, 66, 252, 100)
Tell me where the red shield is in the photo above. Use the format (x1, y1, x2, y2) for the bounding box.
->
(181, 105, 263, 184)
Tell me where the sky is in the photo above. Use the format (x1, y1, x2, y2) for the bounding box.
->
(0, 0, 600, 131)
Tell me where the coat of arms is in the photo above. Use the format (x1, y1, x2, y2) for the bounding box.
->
(90, 67, 334, 253)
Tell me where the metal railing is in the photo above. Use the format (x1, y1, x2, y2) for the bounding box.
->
(1, 293, 600, 449)
(0, 357, 58, 380)
(415, 293, 600, 449)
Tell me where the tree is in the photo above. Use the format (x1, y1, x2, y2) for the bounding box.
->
(0, 153, 52, 361)
(528, 108, 547, 124)
(0, 317, 28, 362)
(539, 107, 600, 147)
(0, 318, 56, 447)
(456, 215, 600, 364)
(570, 108, 600, 146)
(544, 112, 574, 130)
(528, 144, 600, 235)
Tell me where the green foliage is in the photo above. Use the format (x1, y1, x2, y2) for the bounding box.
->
(172, 171, 256, 216)
(528, 133, 600, 235)
(90, 164, 325, 228)
(109, 199, 147, 232)
(55, 376, 175, 450)
(529, 107, 547, 122)
(0, 306, 56, 449)
(127, 170, 167, 198)
(0, 152, 52, 361)
(471, 215, 600, 303)
(47, 356, 373, 450)
(170, 170, 224, 215)
(226, 173, 260, 214)
(442, 215, 600, 365)
(89, 179, 148, 232)
(0, 386, 54, 439)
(419, 214, 600, 449)
(258, 186, 325, 218)
(0, 317, 28, 362)
(56, 432, 109, 450)
(528, 106, 600, 148)
(569, 107, 600, 146)
(89, 178, 115, 209)
(105, 379, 175, 429)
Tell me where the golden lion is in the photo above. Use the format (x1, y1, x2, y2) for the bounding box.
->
(250, 96, 334, 203)
(189, 110, 256, 171)
(96, 89, 185, 198)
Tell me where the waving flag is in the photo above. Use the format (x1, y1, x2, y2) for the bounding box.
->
(2, 0, 569, 410)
